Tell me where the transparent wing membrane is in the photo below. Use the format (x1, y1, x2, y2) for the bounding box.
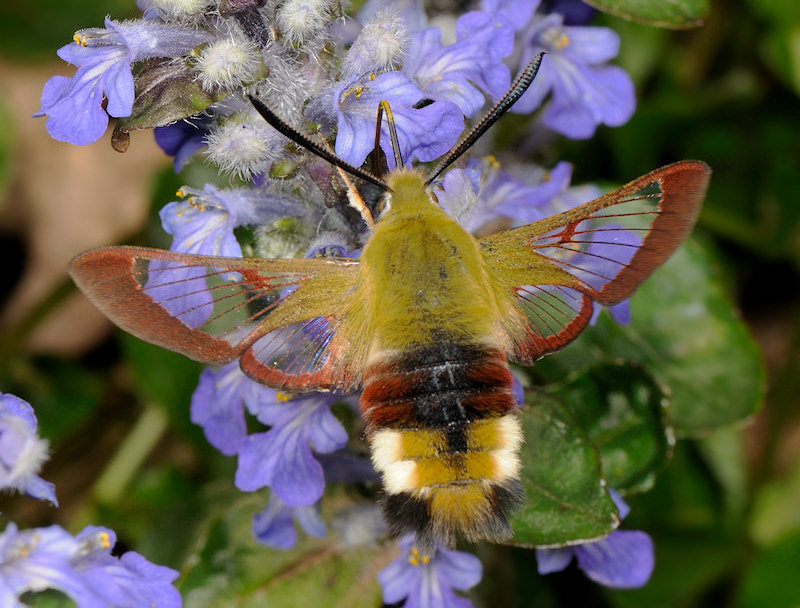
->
(69, 247, 361, 388)
(482, 161, 711, 363)
(529, 203, 651, 296)
(240, 317, 349, 391)
(516, 284, 588, 338)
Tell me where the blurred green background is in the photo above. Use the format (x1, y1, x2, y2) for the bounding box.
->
(0, 0, 798, 606)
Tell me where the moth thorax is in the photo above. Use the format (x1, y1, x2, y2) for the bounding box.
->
(385, 169, 430, 212)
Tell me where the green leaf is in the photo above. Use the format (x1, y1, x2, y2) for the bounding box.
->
(760, 25, 800, 97)
(750, 456, 800, 546)
(739, 531, 800, 608)
(18, 589, 74, 608)
(113, 57, 224, 151)
(180, 492, 385, 608)
(510, 394, 618, 547)
(548, 364, 672, 494)
(696, 426, 749, 522)
(583, 0, 709, 29)
(534, 240, 765, 436)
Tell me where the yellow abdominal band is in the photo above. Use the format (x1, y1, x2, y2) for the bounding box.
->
(370, 414, 523, 541)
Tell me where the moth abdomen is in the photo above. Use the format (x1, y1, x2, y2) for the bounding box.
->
(360, 342, 523, 545)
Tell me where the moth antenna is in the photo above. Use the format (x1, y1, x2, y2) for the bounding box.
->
(248, 94, 391, 192)
(424, 52, 546, 186)
(315, 133, 375, 230)
(374, 100, 404, 172)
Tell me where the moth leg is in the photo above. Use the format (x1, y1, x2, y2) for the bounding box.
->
(315, 133, 375, 230)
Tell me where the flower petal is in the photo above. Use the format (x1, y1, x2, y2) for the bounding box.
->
(252, 496, 298, 549)
(576, 530, 655, 588)
(536, 546, 575, 574)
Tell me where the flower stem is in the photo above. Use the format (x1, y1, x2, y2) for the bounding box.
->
(92, 402, 169, 504)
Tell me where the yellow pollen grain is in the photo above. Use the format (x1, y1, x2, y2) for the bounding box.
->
(188, 198, 207, 211)
(341, 85, 366, 102)
(407, 547, 430, 567)
(73, 33, 88, 47)
(369, 72, 376, 81)
(556, 33, 570, 50)
(276, 391, 294, 402)
(99, 532, 111, 549)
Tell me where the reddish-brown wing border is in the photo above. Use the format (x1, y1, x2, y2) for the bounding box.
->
(69, 246, 360, 369)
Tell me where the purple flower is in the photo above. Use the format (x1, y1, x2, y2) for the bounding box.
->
(481, 0, 538, 31)
(252, 493, 326, 550)
(0, 523, 179, 607)
(548, 0, 597, 25)
(536, 490, 654, 588)
(359, 0, 428, 33)
(0, 394, 57, 506)
(160, 184, 306, 258)
(72, 526, 181, 608)
(334, 71, 464, 169)
(435, 159, 553, 233)
(378, 536, 482, 608)
(306, 232, 360, 259)
(0, 524, 88, 607)
(154, 117, 212, 172)
(35, 18, 211, 145)
(511, 375, 525, 406)
(235, 390, 348, 505)
(144, 184, 305, 329)
(513, 13, 635, 139)
(191, 361, 279, 456)
(402, 9, 513, 117)
(494, 161, 600, 224)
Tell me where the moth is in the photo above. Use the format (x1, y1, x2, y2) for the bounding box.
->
(69, 54, 710, 547)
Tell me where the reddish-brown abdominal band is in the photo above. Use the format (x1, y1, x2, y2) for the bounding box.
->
(361, 340, 523, 545)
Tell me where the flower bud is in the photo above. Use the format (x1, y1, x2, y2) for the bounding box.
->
(343, 9, 407, 75)
(146, 0, 213, 21)
(205, 111, 284, 179)
(276, 0, 335, 45)
(197, 35, 265, 92)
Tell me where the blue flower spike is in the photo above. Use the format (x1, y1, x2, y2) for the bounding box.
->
(35, 18, 211, 145)
(235, 390, 349, 505)
(0, 523, 180, 607)
(514, 12, 636, 139)
(0, 393, 57, 505)
(252, 492, 327, 550)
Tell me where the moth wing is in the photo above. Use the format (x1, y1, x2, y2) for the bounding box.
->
(480, 160, 711, 363)
(69, 246, 366, 391)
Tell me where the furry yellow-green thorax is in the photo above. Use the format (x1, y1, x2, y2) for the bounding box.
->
(358, 169, 509, 354)
(384, 169, 432, 215)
